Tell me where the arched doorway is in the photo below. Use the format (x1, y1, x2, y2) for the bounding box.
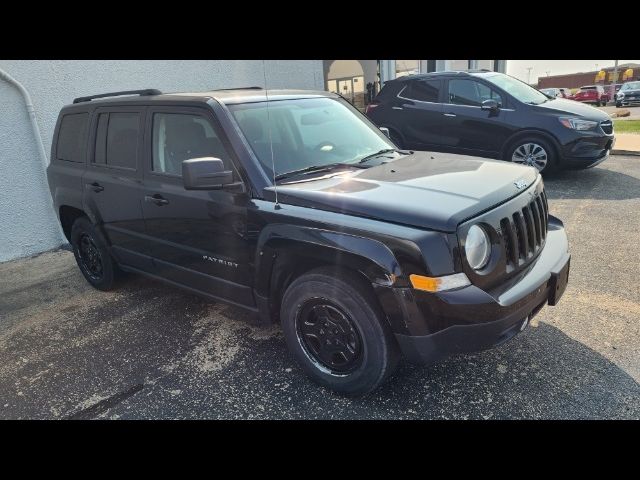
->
(323, 60, 378, 111)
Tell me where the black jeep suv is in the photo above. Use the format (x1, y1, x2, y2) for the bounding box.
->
(47, 88, 570, 395)
(366, 71, 615, 173)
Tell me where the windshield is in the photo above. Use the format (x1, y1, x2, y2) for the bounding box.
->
(621, 82, 640, 91)
(483, 73, 550, 105)
(229, 97, 396, 181)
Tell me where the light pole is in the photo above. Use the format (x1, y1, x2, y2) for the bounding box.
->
(526, 67, 533, 85)
(612, 60, 619, 103)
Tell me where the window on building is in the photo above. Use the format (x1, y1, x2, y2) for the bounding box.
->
(447, 79, 503, 107)
(396, 60, 419, 78)
(152, 113, 232, 176)
(56, 113, 89, 162)
(93, 112, 140, 169)
(401, 79, 441, 102)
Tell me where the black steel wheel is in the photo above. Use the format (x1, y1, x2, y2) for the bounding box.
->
(77, 233, 103, 281)
(70, 217, 121, 291)
(296, 299, 363, 374)
(281, 267, 400, 396)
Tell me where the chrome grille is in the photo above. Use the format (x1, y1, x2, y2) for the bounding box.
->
(500, 190, 549, 268)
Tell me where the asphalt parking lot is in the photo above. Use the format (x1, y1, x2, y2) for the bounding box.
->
(1, 155, 639, 419)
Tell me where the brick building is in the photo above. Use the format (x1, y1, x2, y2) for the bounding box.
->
(537, 63, 640, 90)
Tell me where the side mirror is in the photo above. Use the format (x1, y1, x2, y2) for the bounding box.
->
(481, 99, 499, 112)
(379, 127, 390, 138)
(182, 157, 234, 190)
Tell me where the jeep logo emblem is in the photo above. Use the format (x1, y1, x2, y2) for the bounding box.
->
(514, 180, 528, 190)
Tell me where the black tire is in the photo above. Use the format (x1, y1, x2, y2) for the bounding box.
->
(616, 103, 622, 108)
(70, 217, 121, 291)
(506, 136, 557, 174)
(280, 267, 400, 396)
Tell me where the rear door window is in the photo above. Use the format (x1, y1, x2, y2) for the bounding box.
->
(93, 112, 141, 170)
(400, 79, 441, 102)
(56, 113, 89, 163)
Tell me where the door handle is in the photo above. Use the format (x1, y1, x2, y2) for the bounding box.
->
(86, 182, 104, 193)
(443, 113, 457, 117)
(145, 194, 169, 206)
(392, 106, 403, 110)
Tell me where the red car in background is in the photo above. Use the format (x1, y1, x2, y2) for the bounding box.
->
(570, 85, 608, 106)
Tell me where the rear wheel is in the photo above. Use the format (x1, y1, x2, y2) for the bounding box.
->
(70, 217, 121, 291)
(280, 267, 400, 396)
(507, 137, 556, 173)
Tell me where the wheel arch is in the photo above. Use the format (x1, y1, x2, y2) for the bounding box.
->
(254, 225, 403, 328)
(501, 129, 562, 162)
(59, 205, 87, 242)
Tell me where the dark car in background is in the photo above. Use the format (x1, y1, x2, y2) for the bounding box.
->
(571, 85, 608, 106)
(616, 81, 640, 107)
(366, 71, 614, 173)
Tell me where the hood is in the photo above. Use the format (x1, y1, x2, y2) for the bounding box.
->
(268, 152, 539, 232)
(532, 98, 610, 121)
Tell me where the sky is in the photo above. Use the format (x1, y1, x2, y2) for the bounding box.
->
(507, 60, 640, 84)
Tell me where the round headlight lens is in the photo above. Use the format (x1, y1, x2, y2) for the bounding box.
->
(465, 225, 491, 270)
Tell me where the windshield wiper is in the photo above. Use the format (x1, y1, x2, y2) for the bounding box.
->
(274, 162, 360, 181)
(358, 148, 407, 164)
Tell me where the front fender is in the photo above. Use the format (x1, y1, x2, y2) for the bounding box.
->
(252, 223, 416, 330)
(255, 224, 402, 296)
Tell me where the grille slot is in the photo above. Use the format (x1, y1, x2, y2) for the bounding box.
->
(501, 192, 549, 268)
(600, 120, 613, 135)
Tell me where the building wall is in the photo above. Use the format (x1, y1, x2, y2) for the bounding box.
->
(538, 65, 639, 89)
(0, 60, 324, 262)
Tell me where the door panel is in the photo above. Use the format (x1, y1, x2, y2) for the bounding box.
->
(440, 79, 514, 156)
(394, 79, 444, 149)
(83, 107, 152, 271)
(141, 107, 255, 306)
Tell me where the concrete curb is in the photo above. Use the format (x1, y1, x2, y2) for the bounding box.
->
(612, 149, 640, 156)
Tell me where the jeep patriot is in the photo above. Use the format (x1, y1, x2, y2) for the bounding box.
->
(47, 88, 571, 395)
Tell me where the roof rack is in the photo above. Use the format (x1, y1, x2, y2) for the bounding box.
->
(211, 86, 263, 91)
(73, 89, 162, 104)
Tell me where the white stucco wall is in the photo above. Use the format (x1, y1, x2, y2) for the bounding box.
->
(0, 60, 324, 263)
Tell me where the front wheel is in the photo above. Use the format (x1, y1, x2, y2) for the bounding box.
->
(280, 267, 400, 396)
(507, 137, 557, 173)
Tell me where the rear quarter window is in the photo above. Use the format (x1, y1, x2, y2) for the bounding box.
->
(56, 113, 89, 163)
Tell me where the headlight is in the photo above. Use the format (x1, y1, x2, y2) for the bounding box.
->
(559, 117, 598, 131)
(465, 225, 491, 270)
(617, 92, 625, 99)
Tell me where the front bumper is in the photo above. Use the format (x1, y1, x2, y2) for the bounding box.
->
(617, 98, 640, 106)
(561, 134, 615, 169)
(388, 220, 570, 364)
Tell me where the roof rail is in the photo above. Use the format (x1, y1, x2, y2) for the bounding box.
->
(73, 89, 162, 104)
(211, 86, 263, 91)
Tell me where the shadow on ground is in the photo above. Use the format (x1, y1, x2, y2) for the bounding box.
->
(1, 269, 637, 420)
(544, 165, 640, 200)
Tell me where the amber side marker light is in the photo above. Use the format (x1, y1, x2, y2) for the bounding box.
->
(409, 273, 470, 292)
